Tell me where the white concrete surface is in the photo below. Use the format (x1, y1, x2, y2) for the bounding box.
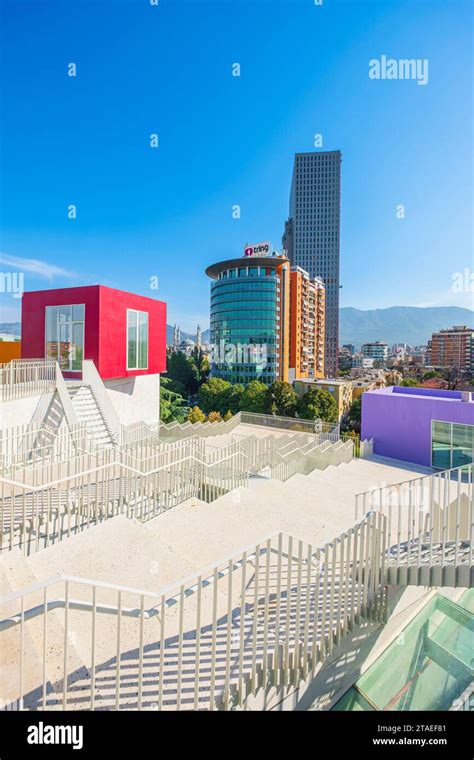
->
(105, 374, 160, 427)
(0, 394, 41, 430)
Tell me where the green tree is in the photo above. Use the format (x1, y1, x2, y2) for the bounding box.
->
(221, 383, 244, 415)
(197, 377, 233, 415)
(264, 381, 297, 417)
(190, 346, 210, 385)
(167, 350, 200, 395)
(347, 397, 362, 432)
(188, 405, 206, 423)
(241, 380, 269, 413)
(223, 410, 233, 421)
(422, 371, 439, 381)
(160, 378, 189, 423)
(163, 377, 187, 398)
(297, 388, 338, 423)
(399, 378, 419, 387)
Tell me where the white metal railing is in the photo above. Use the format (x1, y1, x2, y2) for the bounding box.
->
(355, 464, 473, 587)
(29, 388, 56, 429)
(157, 412, 340, 443)
(0, 511, 387, 711)
(239, 411, 339, 436)
(0, 359, 56, 402)
(0, 439, 249, 554)
(159, 413, 242, 441)
(82, 360, 121, 444)
(0, 427, 355, 554)
(0, 423, 92, 478)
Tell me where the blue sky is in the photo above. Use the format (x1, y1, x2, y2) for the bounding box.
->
(0, 0, 472, 331)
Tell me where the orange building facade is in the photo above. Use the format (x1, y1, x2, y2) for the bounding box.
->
(0, 341, 21, 364)
(276, 258, 290, 383)
(289, 267, 325, 379)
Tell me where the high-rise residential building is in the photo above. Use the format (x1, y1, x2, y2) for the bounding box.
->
(289, 267, 325, 380)
(430, 326, 474, 375)
(362, 341, 389, 363)
(205, 250, 290, 385)
(282, 150, 342, 376)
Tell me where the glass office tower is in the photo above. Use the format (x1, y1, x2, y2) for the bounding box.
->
(205, 255, 290, 385)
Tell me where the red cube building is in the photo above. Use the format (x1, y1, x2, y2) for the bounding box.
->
(21, 285, 166, 380)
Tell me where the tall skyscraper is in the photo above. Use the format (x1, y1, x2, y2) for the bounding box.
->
(283, 150, 342, 376)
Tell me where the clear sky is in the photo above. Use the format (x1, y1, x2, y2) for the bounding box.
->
(0, 0, 472, 331)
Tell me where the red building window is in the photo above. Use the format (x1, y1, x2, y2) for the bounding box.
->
(126, 309, 148, 370)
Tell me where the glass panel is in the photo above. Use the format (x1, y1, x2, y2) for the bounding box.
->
(59, 323, 70, 370)
(351, 595, 472, 711)
(127, 310, 138, 369)
(58, 305, 72, 322)
(71, 322, 84, 370)
(72, 304, 85, 321)
(45, 306, 58, 360)
(452, 423, 474, 468)
(137, 312, 148, 369)
(45, 304, 84, 370)
(432, 421, 452, 469)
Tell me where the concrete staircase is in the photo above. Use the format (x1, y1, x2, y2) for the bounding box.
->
(1, 454, 468, 712)
(67, 385, 114, 450)
(0, 508, 377, 710)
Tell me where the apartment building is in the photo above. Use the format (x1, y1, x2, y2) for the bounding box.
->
(289, 266, 325, 380)
(429, 326, 474, 375)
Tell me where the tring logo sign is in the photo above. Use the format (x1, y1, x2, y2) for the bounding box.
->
(244, 241, 271, 257)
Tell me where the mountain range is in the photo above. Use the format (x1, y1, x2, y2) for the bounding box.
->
(3, 306, 473, 349)
(169, 306, 473, 349)
(338, 306, 473, 348)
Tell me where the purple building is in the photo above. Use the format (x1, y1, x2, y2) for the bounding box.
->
(361, 386, 474, 469)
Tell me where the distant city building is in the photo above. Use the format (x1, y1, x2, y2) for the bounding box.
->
(293, 377, 352, 420)
(196, 324, 202, 349)
(282, 150, 342, 376)
(172, 324, 181, 349)
(343, 343, 355, 356)
(351, 379, 382, 400)
(352, 355, 375, 369)
(178, 338, 196, 357)
(205, 252, 290, 385)
(429, 326, 474, 375)
(361, 341, 388, 363)
(391, 343, 409, 362)
(289, 267, 325, 380)
(350, 367, 387, 381)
